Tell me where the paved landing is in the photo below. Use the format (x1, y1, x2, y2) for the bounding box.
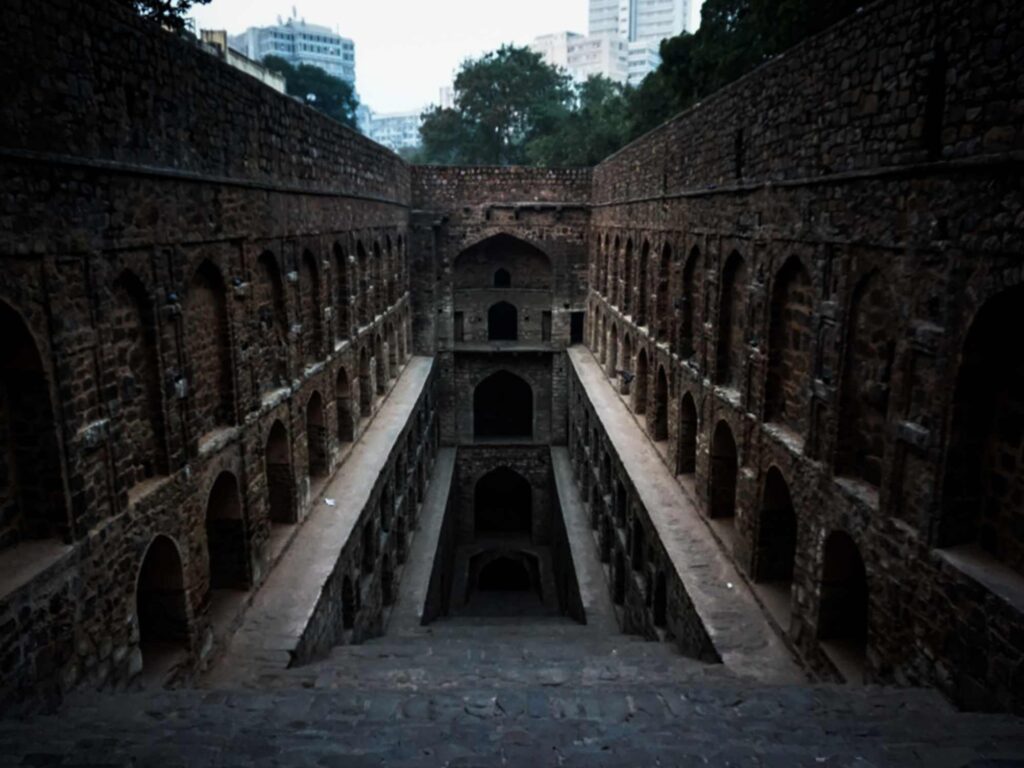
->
(205, 357, 433, 685)
(5, 679, 1023, 766)
(568, 347, 802, 684)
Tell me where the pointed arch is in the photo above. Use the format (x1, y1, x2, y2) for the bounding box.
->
(111, 270, 167, 488)
(653, 365, 668, 441)
(677, 392, 698, 475)
(265, 420, 296, 524)
(0, 301, 67, 544)
(256, 252, 288, 392)
(205, 471, 249, 590)
(336, 367, 353, 443)
(300, 250, 323, 365)
(136, 535, 189, 669)
(633, 347, 649, 415)
(637, 239, 650, 326)
(715, 251, 746, 387)
(306, 391, 328, 478)
(473, 371, 533, 439)
(709, 421, 738, 519)
(655, 242, 671, 340)
(333, 242, 351, 341)
(765, 256, 813, 434)
(185, 259, 234, 433)
(835, 272, 895, 487)
(754, 468, 797, 584)
(623, 239, 634, 314)
(678, 246, 701, 358)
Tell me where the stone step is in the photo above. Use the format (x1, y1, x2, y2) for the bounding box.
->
(6, 684, 1023, 767)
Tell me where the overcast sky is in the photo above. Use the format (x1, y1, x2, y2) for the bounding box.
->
(192, 0, 702, 114)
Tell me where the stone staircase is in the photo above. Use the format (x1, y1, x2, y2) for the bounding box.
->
(4, 614, 1024, 766)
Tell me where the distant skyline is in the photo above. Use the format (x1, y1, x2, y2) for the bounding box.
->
(191, 0, 703, 113)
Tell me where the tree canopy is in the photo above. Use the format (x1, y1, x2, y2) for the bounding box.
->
(416, 0, 861, 166)
(263, 56, 360, 130)
(123, 0, 211, 32)
(419, 46, 573, 166)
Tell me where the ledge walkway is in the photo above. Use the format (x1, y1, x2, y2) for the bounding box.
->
(205, 357, 433, 687)
(568, 346, 802, 683)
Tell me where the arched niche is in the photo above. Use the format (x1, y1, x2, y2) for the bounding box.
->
(473, 371, 533, 439)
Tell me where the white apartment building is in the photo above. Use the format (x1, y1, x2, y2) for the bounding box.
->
(361, 110, 423, 152)
(229, 12, 355, 84)
(531, 31, 657, 85)
(590, 0, 694, 41)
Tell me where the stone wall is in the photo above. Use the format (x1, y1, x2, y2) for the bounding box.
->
(0, 0, 415, 712)
(585, 0, 1024, 712)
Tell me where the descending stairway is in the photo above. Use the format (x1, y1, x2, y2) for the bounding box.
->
(4, 614, 1024, 767)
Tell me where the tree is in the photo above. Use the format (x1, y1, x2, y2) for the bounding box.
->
(263, 56, 360, 129)
(418, 46, 573, 165)
(123, 0, 211, 32)
(527, 76, 632, 167)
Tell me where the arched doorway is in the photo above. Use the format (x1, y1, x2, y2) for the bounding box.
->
(494, 268, 511, 288)
(653, 365, 668, 441)
(817, 532, 868, 666)
(488, 301, 518, 341)
(300, 251, 323, 365)
(205, 472, 249, 590)
(0, 301, 67, 544)
(136, 535, 189, 670)
(678, 246, 700, 358)
(677, 393, 697, 475)
(374, 334, 387, 394)
(475, 467, 532, 537)
(633, 348, 649, 415)
(306, 392, 328, 478)
(716, 251, 746, 387)
(473, 371, 533, 439)
(358, 346, 372, 417)
(754, 468, 797, 585)
(607, 324, 619, 377)
(333, 243, 351, 342)
(655, 243, 671, 340)
(479, 557, 531, 590)
(765, 257, 813, 434)
(256, 252, 288, 392)
(653, 571, 667, 628)
(336, 367, 354, 443)
(265, 420, 296, 524)
(941, 285, 1024, 573)
(185, 260, 234, 434)
(709, 421, 738, 519)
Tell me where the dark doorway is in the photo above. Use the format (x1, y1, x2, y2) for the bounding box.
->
(137, 535, 189, 669)
(336, 367, 353, 443)
(473, 371, 533, 439)
(710, 421, 738, 519)
(479, 557, 531, 590)
(306, 392, 328, 478)
(494, 268, 511, 288)
(653, 366, 668, 441)
(205, 472, 249, 590)
(570, 311, 585, 345)
(677, 393, 697, 475)
(265, 420, 295, 524)
(754, 468, 797, 584)
(475, 467, 532, 537)
(488, 301, 518, 341)
(818, 532, 868, 647)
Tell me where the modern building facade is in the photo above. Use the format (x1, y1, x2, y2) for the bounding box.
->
(199, 29, 287, 94)
(590, 0, 694, 41)
(229, 12, 355, 84)
(531, 32, 650, 85)
(361, 109, 423, 152)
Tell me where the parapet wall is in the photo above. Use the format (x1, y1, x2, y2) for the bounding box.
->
(1, 0, 408, 204)
(593, 0, 1021, 203)
(412, 166, 591, 208)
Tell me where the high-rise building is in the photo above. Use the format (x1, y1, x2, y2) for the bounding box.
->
(531, 31, 654, 85)
(229, 11, 355, 85)
(362, 110, 423, 152)
(590, 0, 693, 41)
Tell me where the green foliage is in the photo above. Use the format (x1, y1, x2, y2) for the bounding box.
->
(419, 0, 861, 165)
(627, 0, 862, 136)
(123, 0, 211, 32)
(419, 46, 573, 165)
(527, 76, 632, 167)
(263, 56, 360, 130)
